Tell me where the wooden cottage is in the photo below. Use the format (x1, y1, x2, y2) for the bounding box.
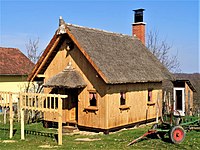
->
(28, 10, 174, 133)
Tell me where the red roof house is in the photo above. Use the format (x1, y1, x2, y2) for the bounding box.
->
(0, 47, 34, 98)
(0, 47, 34, 75)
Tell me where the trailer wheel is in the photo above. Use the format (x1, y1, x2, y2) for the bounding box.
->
(169, 126, 185, 144)
(151, 124, 165, 139)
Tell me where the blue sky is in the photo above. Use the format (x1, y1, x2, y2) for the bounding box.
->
(0, 0, 199, 73)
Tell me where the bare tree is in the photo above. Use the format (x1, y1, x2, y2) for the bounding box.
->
(147, 30, 181, 73)
(26, 38, 40, 64)
(25, 37, 43, 93)
(25, 38, 44, 123)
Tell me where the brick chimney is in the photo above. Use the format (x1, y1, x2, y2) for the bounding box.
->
(132, 9, 146, 45)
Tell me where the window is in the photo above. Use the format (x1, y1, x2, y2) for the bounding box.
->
(148, 89, 153, 102)
(89, 92, 97, 106)
(120, 92, 126, 105)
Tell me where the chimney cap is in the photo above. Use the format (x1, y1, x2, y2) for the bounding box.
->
(133, 8, 145, 23)
(133, 8, 145, 12)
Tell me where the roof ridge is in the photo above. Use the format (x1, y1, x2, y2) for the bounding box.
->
(66, 23, 134, 38)
(0, 47, 19, 50)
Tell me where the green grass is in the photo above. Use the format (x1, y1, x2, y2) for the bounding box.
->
(0, 117, 199, 149)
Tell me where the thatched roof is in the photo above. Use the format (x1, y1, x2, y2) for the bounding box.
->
(43, 64, 86, 88)
(173, 74, 196, 92)
(28, 21, 174, 84)
(66, 24, 174, 84)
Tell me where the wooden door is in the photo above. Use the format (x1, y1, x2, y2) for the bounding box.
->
(67, 89, 78, 121)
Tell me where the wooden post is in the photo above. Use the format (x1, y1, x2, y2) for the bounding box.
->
(58, 95, 62, 145)
(4, 93, 7, 124)
(156, 92, 159, 123)
(3, 107, 6, 124)
(45, 94, 47, 110)
(20, 93, 25, 140)
(9, 92, 13, 139)
(17, 93, 20, 122)
(168, 92, 171, 109)
(54, 94, 56, 110)
(21, 109, 25, 140)
(104, 95, 108, 131)
(49, 96, 52, 110)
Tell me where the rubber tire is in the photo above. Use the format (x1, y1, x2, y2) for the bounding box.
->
(169, 126, 185, 144)
(151, 124, 165, 139)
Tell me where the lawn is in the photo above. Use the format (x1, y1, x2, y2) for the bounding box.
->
(0, 119, 199, 150)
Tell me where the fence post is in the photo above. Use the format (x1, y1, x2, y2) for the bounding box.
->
(3, 107, 6, 124)
(3, 92, 7, 124)
(58, 95, 62, 145)
(9, 92, 13, 139)
(17, 92, 20, 122)
(20, 93, 25, 140)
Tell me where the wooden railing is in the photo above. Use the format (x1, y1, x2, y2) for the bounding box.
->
(0, 91, 67, 145)
(20, 92, 67, 145)
(0, 91, 19, 106)
(0, 91, 16, 139)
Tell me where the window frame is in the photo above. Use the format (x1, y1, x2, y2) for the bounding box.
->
(89, 91, 97, 107)
(120, 91, 126, 106)
(147, 88, 153, 102)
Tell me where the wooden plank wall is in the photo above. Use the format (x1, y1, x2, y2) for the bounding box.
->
(106, 83, 162, 129)
(185, 82, 193, 116)
(43, 42, 108, 129)
(69, 45, 107, 129)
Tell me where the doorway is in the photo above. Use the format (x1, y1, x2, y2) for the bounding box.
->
(173, 88, 185, 116)
(63, 89, 78, 122)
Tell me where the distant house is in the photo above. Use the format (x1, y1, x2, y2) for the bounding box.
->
(174, 73, 200, 115)
(173, 78, 196, 116)
(0, 47, 34, 102)
(28, 10, 174, 133)
(163, 74, 196, 116)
